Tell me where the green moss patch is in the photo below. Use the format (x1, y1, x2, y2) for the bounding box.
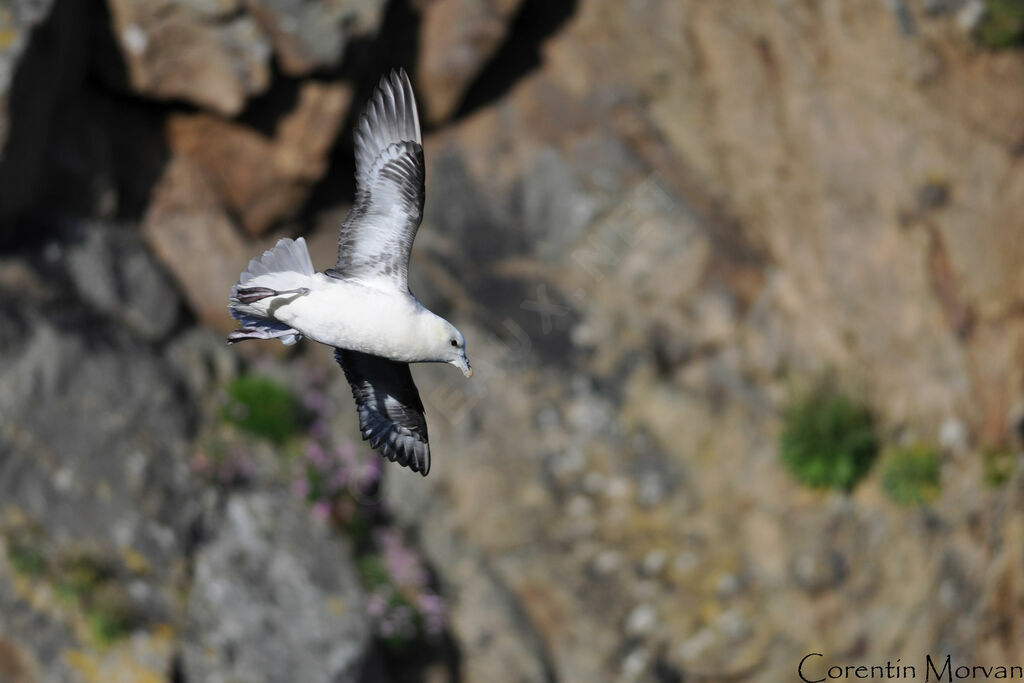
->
(222, 374, 302, 444)
(780, 386, 880, 491)
(976, 0, 1024, 50)
(983, 447, 1017, 486)
(881, 444, 942, 505)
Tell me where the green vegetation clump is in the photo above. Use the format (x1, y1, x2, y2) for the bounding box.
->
(881, 444, 942, 505)
(222, 374, 302, 444)
(6, 537, 47, 577)
(983, 447, 1017, 486)
(780, 386, 880, 491)
(54, 555, 138, 647)
(4, 525, 141, 647)
(84, 587, 136, 646)
(976, 0, 1024, 50)
(54, 554, 112, 603)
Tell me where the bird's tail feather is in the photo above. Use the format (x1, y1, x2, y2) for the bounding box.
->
(228, 237, 315, 345)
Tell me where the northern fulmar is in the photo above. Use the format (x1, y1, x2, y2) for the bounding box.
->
(226, 69, 472, 476)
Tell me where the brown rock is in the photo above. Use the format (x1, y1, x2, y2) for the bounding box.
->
(0, 637, 37, 683)
(168, 81, 350, 236)
(273, 81, 351, 182)
(243, 0, 385, 76)
(167, 115, 300, 237)
(417, 0, 524, 123)
(378, 1, 1024, 679)
(178, 0, 242, 18)
(142, 155, 250, 331)
(105, 0, 271, 116)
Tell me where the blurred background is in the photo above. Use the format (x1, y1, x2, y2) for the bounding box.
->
(1, 0, 1024, 681)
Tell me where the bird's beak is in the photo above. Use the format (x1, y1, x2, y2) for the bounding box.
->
(452, 354, 473, 378)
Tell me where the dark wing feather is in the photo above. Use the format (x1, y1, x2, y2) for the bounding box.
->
(335, 348, 431, 476)
(328, 69, 424, 288)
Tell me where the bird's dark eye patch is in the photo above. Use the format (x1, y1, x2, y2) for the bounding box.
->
(450, 339, 458, 347)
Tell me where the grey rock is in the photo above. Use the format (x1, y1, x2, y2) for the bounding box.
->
(791, 546, 847, 594)
(921, 0, 968, 16)
(0, 574, 79, 683)
(384, 474, 557, 683)
(623, 604, 657, 636)
(416, 0, 524, 123)
(183, 491, 370, 683)
(939, 417, 969, 455)
(0, 0, 90, 225)
(0, 288, 199, 679)
(0, 0, 57, 154)
(619, 647, 650, 681)
(180, 0, 242, 18)
(244, 0, 385, 76)
(640, 549, 667, 577)
(520, 148, 602, 261)
(165, 327, 240, 401)
(63, 223, 180, 342)
(956, 0, 986, 30)
(0, 297, 196, 560)
(105, 0, 272, 116)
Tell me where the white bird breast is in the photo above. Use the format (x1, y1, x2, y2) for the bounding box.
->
(267, 274, 427, 360)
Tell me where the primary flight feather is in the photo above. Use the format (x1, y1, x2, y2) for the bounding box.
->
(226, 69, 472, 476)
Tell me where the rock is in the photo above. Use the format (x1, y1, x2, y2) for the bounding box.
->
(0, 636, 38, 683)
(640, 549, 667, 577)
(939, 417, 969, 455)
(623, 604, 657, 637)
(791, 546, 847, 594)
(0, 0, 56, 154)
(6, 0, 1024, 680)
(0, 278, 199, 681)
(105, 0, 271, 116)
(382, 467, 557, 683)
(0, 296, 196, 559)
(165, 327, 240, 401)
(142, 155, 251, 331)
(167, 115, 301, 238)
(182, 491, 370, 683)
(180, 0, 242, 18)
(63, 222, 180, 342)
(244, 0, 385, 76)
(956, 0, 986, 31)
(417, 0, 524, 122)
(0, 0, 89, 226)
(921, 0, 967, 16)
(273, 81, 352, 183)
(168, 80, 350, 236)
(619, 647, 650, 681)
(592, 549, 623, 576)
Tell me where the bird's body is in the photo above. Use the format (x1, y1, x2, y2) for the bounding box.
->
(226, 69, 471, 476)
(242, 273, 441, 362)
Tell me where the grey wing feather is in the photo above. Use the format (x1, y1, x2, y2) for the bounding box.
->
(328, 69, 425, 288)
(335, 348, 431, 476)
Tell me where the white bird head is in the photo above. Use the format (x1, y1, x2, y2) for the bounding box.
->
(425, 316, 473, 377)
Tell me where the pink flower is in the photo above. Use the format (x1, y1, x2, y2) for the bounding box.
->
(306, 442, 327, 467)
(311, 502, 331, 522)
(303, 389, 326, 413)
(366, 593, 388, 619)
(310, 419, 329, 440)
(189, 452, 210, 473)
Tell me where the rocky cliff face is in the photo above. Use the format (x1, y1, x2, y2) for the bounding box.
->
(1, 0, 1023, 681)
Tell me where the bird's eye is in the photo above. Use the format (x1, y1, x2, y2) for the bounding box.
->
(450, 339, 458, 347)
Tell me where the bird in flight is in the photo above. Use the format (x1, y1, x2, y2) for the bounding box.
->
(226, 69, 472, 476)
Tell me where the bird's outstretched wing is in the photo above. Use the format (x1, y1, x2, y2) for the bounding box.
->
(335, 348, 431, 476)
(327, 69, 424, 290)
